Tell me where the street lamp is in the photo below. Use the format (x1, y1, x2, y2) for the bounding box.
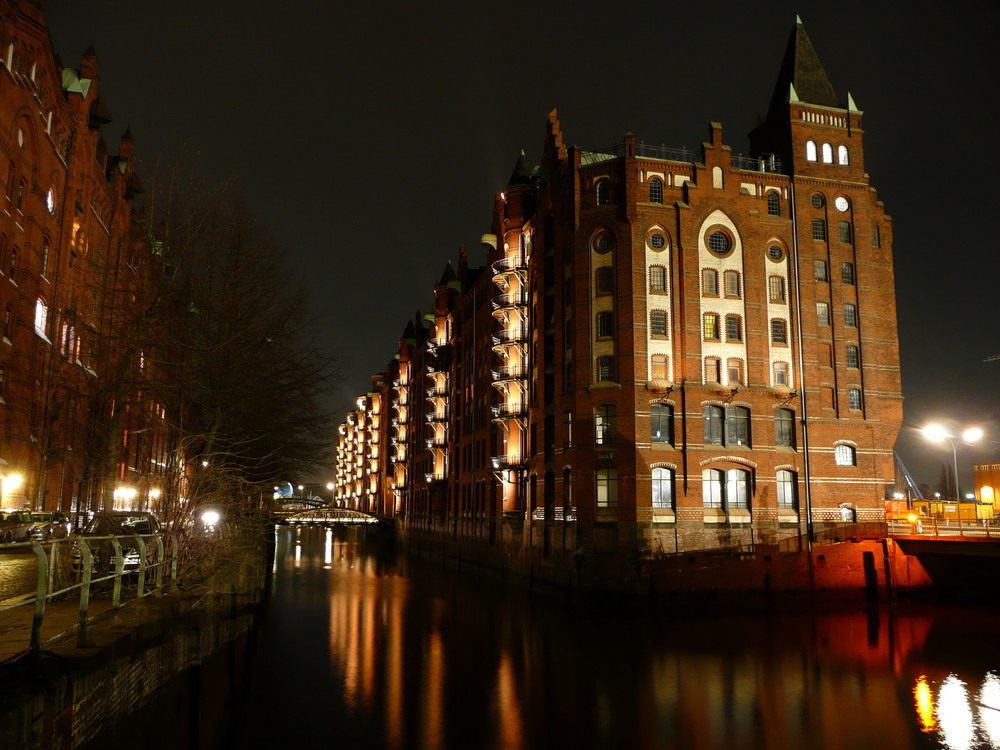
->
(922, 424, 983, 535)
(326, 482, 335, 505)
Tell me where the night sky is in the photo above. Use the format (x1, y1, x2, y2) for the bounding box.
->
(45, 1, 999, 489)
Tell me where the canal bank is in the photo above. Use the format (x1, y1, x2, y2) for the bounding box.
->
(0, 540, 269, 750)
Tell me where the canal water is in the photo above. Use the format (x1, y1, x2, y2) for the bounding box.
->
(225, 526, 1000, 750)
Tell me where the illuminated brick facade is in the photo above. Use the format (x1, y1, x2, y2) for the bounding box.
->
(332, 19, 903, 560)
(0, 1, 172, 512)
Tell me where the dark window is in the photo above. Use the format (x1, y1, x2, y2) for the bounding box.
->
(703, 406, 723, 445)
(767, 192, 780, 216)
(775, 408, 795, 448)
(846, 345, 860, 368)
(838, 221, 853, 243)
(844, 303, 857, 327)
(595, 405, 616, 445)
(651, 467, 673, 508)
(596, 356, 614, 382)
(725, 315, 742, 342)
(812, 219, 826, 241)
(702, 269, 718, 295)
(651, 404, 673, 444)
(649, 177, 663, 204)
(596, 311, 613, 338)
(596, 181, 611, 206)
(650, 310, 668, 337)
(872, 225, 881, 248)
(771, 319, 787, 344)
(594, 266, 613, 295)
(708, 231, 731, 255)
(649, 265, 667, 292)
(841, 262, 855, 285)
(724, 270, 740, 297)
(814, 260, 828, 282)
(726, 406, 750, 447)
(810, 193, 824, 209)
(848, 388, 862, 410)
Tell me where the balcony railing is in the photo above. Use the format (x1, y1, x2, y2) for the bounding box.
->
(426, 435, 447, 448)
(730, 153, 785, 174)
(492, 364, 528, 382)
(491, 455, 526, 470)
(491, 255, 527, 275)
(492, 291, 529, 310)
(491, 327, 528, 345)
(424, 472, 447, 483)
(492, 402, 527, 418)
(425, 412, 448, 423)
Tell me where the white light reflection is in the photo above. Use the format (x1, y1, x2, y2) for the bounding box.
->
(938, 674, 975, 750)
(324, 528, 333, 567)
(294, 539, 302, 567)
(979, 672, 1000, 747)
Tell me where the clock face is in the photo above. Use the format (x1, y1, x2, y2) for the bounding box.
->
(46, 188, 55, 214)
(835, 196, 849, 212)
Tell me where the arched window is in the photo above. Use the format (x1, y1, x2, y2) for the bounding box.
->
(834, 444, 856, 466)
(34, 297, 48, 337)
(652, 467, 673, 508)
(650, 310, 668, 338)
(712, 166, 724, 189)
(15, 179, 25, 212)
(595, 404, 616, 444)
(775, 408, 795, 448)
(596, 180, 611, 206)
(822, 143, 833, 163)
(648, 177, 663, 203)
(41, 240, 49, 278)
(596, 468, 618, 507)
(649, 265, 667, 292)
(651, 404, 673, 444)
(594, 265, 613, 296)
(838, 145, 849, 165)
(767, 192, 780, 216)
(806, 141, 817, 161)
(9, 247, 16, 281)
(777, 470, 798, 509)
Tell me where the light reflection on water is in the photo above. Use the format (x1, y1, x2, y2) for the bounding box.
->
(233, 527, 1000, 750)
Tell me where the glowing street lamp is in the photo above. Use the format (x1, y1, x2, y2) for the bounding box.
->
(326, 481, 335, 505)
(922, 424, 983, 535)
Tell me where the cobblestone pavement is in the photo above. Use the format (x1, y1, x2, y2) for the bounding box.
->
(0, 550, 37, 603)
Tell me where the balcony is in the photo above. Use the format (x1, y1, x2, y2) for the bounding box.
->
(492, 402, 527, 419)
(426, 435, 448, 448)
(491, 327, 528, 346)
(424, 472, 447, 484)
(491, 291, 529, 310)
(491, 454, 525, 471)
(426, 385, 448, 398)
(491, 255, 527, 276)
(425, 411, 448, 423)
(492, 363, 528, 383)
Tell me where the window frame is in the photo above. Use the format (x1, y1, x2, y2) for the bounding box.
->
(649, 309, 668, 338)
(648, 177, 663, 204)
(651, 467, 673, 509)
(650, 404, 673, 445)
(775, 408, 795, 449)
(834, 444, 857, 466)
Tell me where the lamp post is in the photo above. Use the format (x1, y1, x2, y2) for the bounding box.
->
(923, 424, 983, 536)
(326, 482, 335, 506)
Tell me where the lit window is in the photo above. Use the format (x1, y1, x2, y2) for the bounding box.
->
(814, 260, 828, 282)
(846, 345, 860, 369)
(703, 313, 719, 340)
(651, 404, 673, 444)
(650, 354, 669, 380)
(651, 467, 673, 508)
(596, 311, 613, 338)
(33, 298, 48, 337)
(703, 469, 724, 508)
(838, 145, 849, 165)
(650, 310, 668, 337)
(848, 388, 862, 410)
(834, 444, 856, 466)
(41, 241, 49, 278)
(844, 303, 857, 327)
(767, 192, 780, 216)
(841, 262, 855, 285)
(774, 362, 789, 386)
(649, 265, 667, 293)
(703, 469, 750, 510)
(727, 469, 750, 508)
(595, 404, 616, 445)
(777, 470, 798, 509)
(822, 143, 833, 163)
(806, 141, 817, 161)
(725, 315, 742, 342)
(596, 468, 618, 507)
(702, 269, 718, 296)
(771, 319, 787, 344)
(649, 177, 663, 204)
(769, 276, 786, 303)
(595, 266, 613, 295)
(596, 180, 611, 206)
(724, 270, 740, 297)
(775, 408, 795, 448)
(816, 302, 830, 326)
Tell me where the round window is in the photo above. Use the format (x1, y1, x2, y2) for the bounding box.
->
(835, 196, 849, 212)
(768, 245, 784, 261)
(707, 231, 731, 255)
(594, 232, 615, 254)
(649, 233, 666, 250)
(810, 193, 824, 209)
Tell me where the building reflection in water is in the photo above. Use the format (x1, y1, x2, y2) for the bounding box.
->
(252, 527, 1000, 750)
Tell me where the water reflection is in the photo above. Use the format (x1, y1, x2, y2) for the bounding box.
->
(233, 527, 1000, 750)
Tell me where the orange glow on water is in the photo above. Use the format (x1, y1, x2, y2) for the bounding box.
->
(914, 675, 937, 732)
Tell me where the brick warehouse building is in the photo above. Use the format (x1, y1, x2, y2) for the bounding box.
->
(333, 19, 902, 565)
(0, 0, 175, 513)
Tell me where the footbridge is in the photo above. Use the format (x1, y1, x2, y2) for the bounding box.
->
(279, 507, 380, 526)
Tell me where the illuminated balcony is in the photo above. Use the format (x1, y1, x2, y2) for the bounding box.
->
(491, 255, 527, 276)
(425, 411, 448, 423)
(491, 402, 527, 419)
(426, 385, 448, 398)
(491, 291, 529, 311)
(424, 472, 447, 484)
(426, 434, 448, 448)
(491, 454, 525, 470)
(492, 363, 528, 383)
(491, 327, 527, 346)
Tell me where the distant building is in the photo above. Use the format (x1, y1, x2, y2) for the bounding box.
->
(0, 1, 173, 512)
(333, 19, 902, 560)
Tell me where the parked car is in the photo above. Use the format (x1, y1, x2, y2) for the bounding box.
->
(70, 511, 161, 573)
(0, 509, 35, 544)
(30, 511, 73, 540)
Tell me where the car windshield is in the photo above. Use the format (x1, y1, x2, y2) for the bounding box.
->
(119, 516, 158, 533)
(33, 513, 53, 522)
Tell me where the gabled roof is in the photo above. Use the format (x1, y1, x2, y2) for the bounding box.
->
(765, 17, 840, 116)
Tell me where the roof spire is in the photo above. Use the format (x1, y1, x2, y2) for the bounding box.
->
(764, 16, 840, 118)
(506, 150, 532, 187)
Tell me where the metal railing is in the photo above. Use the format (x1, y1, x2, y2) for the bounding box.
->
(0, 532, 177, 651)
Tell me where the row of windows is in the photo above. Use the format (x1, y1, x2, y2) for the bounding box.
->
(815, 260, 855, 284)
(595, 467, 800, 512)
(705, 357, 789, 386)
(811, 219, 854, 243)
(816, 302, 857, 327)
(805, 141, 849, 165)
(593, 404, 797, 449)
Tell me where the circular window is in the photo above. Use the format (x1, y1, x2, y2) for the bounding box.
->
(649, 233, 666, 250)
(707, 231, 731, 255)
(834, 196, 849, 213)
(810, 193, 824, 209)
(45, 188, 55, 214)
(593, 232, 615, 254)
(767, 245, 784, 261)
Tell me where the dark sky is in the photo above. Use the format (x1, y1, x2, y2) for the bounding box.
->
(46, 1, 1000, 489)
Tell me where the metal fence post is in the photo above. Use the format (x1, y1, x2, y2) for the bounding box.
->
(30, 540, 50, 650)
(77, 539, 94, 647)
(136, 535, 148, 598)
(110, 536, 124, 607)
(155, 535, 165, 594)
